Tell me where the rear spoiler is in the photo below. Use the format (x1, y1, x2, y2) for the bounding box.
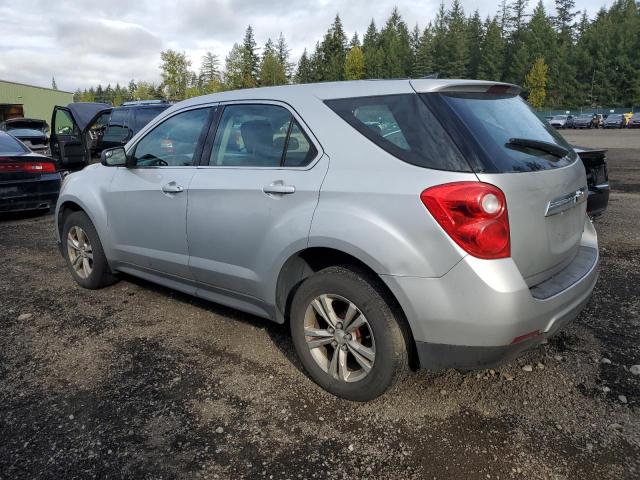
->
(410, 79, 521, 95)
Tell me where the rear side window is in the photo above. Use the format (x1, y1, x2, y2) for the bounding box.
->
(324, 94, 471, 172)
(209, 104, 317, 168)
(427, 92, 577, 173)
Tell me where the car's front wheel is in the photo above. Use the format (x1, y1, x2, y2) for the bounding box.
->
(290, 266, 409, 401)
(62, 211, 118, 289)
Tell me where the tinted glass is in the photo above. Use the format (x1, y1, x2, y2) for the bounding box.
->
(103, 109, 130, 144)
(133, 107, 211, 167)
(210, 104, 291, 167)
(324, 94, 470, 171)
(283, 120, 317, 167)
(0, 132, 28, 153)
(431, 92, 577, 173)
(134, 107, 168, 133)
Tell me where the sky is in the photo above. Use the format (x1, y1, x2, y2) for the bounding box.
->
(0, 0, 614, 92)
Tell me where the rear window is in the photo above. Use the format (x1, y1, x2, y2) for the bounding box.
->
(324, 94, 471, 172)
(426, 93, 577, 173)
(0, 133, 28, 153)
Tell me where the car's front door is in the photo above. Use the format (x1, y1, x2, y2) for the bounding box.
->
(106, 106, 215, 281)
(50, 107, 86, 169)
(187, 102, 328, 313)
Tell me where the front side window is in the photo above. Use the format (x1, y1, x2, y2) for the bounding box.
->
(132, 107, 211, 167)
(54, 109, 79, 136)
(209, 104, 316, 167)
(325, 94, 471, 172)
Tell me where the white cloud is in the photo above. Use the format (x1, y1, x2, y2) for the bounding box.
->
(0, 0, 615, 92)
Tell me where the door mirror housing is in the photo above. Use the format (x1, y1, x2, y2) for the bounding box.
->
(101, 147, 127, 167)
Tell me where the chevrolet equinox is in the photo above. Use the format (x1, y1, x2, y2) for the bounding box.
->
(55, 80, 599, 401)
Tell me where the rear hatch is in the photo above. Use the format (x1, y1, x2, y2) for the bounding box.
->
(415, 82, 588, 286)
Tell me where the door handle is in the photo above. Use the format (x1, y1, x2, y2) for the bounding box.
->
(162, 182, 184, 193)
(263, 183, 296, 195)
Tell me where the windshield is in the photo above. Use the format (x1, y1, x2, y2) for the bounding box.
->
(4, 120, 48, 132)
(608, 114, 622, 120)
(425, 93, 577, 173)
(552, 115, 567, 120)
(577, 115, 592, 119)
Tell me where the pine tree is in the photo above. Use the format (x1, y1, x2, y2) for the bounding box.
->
(260, 39, 287, 86)
(554, 0, 578, 46)
(478, 17, 505, 80)
(413, 25, 434, 77)
(525, 57, 548, 108)
(224, 43, 244, 90)
(240, 26, 259, 88)
(362, 20, 384, 78)
(466, 10, 484, 78)
(200, 52, 221, 84)
(276, 33, 293, 80)
(379, 8, 413, 78)
(51, 77, 58, 90)
(344, 46, 365, 80)
(319, 14, 347, 81)
(295, 49, 313, 84)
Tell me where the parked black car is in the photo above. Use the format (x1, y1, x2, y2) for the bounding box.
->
(50, 100, 170, 171)
(572, 114, 594, 129)
(603, 114, 625, 128)
(100, 100, 170, 151)
(0, 118, 50, 155)
(574, 146, 609, 218)
(0, 131, 61, 213)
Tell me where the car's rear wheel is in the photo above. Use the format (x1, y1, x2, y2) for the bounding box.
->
(62, 211, 117, 289)
(290, 266, 409, 401)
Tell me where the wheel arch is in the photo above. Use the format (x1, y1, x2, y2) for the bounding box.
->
(275, 246, 419, 369)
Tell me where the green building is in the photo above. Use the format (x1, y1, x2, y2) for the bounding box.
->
(0, 79, 74, 124)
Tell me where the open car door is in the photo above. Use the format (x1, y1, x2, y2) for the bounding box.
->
(50, 103, 111, 171)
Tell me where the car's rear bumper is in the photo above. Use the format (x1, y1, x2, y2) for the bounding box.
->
(382, 217, 599, 370)
(0, 174, 61, 212)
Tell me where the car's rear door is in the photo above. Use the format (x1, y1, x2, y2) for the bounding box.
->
(186, 101, 327, 314)
(105, 105, 215, 282)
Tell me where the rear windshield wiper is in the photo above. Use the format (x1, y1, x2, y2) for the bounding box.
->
(506, 138, 569, 158)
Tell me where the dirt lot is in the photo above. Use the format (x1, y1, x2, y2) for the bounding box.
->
(1, 129, 638, 479)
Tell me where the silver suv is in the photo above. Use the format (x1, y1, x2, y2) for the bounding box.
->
(55, 80, 599, 401)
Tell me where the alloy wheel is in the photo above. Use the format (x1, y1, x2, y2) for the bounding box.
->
(67, 226, 94, 279)
(303, 294, 375, 383)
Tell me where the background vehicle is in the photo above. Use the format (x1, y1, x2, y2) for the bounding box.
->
(550, 114, 571, 128)
(50, 102, 111, 171)
(572, 114, 594, 129)
(100, 100, 170, 151)
(0, 118, 50, 155)
(628, 113, 640, 128)
(591, 114, 604, 128)
(603, 114, 625, 128)
(0, 131, 60, 212)
(56, 80, 599, 401)
(574, 147, 609, 218)
(50, 101, 169, 171)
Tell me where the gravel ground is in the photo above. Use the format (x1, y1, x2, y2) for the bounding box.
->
(1, 130, 638, 479)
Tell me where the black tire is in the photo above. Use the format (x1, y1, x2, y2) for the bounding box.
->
(62, 211, 117, 289)
(290, 266, 409, 402)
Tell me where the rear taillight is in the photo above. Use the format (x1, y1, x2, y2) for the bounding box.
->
(0, 161, 56, 173)
(420, 182, 510, 259)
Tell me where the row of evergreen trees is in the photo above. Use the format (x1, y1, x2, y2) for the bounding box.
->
(74, 0, 640, 109)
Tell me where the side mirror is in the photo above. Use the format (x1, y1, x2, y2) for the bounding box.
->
(101, 147, 127, 167)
